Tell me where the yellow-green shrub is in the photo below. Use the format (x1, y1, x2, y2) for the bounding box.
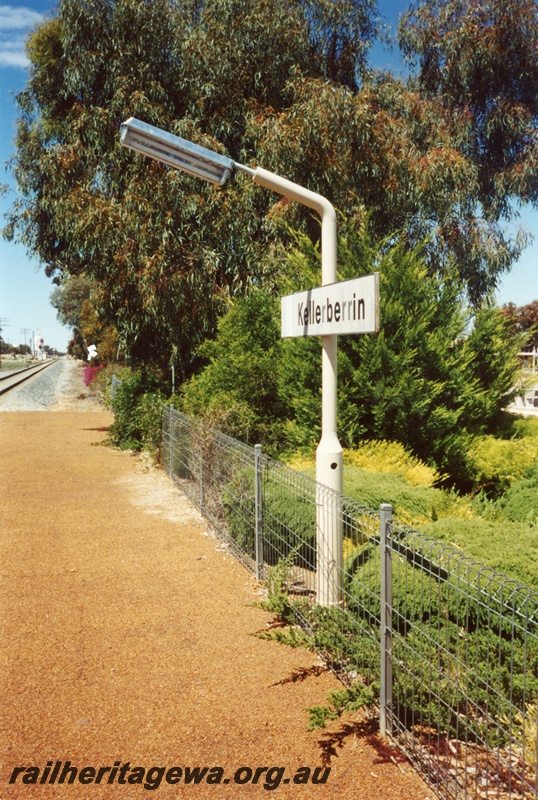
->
(469, 434, 538, 486)
(286, 440, 441, 487)
(343, 440, 441, 487)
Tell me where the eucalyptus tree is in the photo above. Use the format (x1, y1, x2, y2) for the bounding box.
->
(249, 3, 538, 305)
(4, 0, 538, 381)
(398, 0, 538, 300)
(399, 0, 538, 216)
(5, 0, 382, 376)
(6, 0, 198, 374)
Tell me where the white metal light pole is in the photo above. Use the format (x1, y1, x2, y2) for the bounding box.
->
(250, 169, 342, 606)
(120, 118, 343, 605)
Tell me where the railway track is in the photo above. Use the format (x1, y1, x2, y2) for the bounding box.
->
(0, 359, 59, 396)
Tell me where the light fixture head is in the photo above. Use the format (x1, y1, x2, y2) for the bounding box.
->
(120, 117, 234, 185)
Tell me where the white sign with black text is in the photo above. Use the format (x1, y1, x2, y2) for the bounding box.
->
(281, 273, 379, 338)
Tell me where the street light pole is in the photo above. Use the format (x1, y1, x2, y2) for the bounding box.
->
(120, 118, 343, 605)
(249, 169, 342, 607)
(247, 168, 342, 486)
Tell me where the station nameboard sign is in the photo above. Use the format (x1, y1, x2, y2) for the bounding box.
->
(281, 273, 379, 338)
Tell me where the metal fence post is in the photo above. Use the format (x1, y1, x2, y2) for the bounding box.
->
(254, 444, 263, 581)
(199, 453, 204, 515)
(380, 503, 393, 738)
(168, 405, 173, 479)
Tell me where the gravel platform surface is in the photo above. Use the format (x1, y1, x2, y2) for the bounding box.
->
(0, 366, 430, 799)
(0, 358, 102, 412)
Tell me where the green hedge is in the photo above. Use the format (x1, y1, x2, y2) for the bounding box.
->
(108, 370, 164, 454)
(222, 468, 316, 568)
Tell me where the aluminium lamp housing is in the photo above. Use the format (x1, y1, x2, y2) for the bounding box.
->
(119, 117, 234, 185)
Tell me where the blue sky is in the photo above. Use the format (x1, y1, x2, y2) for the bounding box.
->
(0, 1, 536, 352)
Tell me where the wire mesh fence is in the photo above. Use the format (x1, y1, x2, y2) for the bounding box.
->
(161, 406, 537, 799)
(386, 523, 537, 799)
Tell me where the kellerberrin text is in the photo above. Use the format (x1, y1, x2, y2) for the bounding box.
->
(281, 272, 379, 338)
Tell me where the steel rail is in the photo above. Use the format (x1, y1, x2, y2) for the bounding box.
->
(0, 359, 59, 396)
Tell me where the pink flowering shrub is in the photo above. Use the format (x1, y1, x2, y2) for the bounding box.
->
(83, 364, 103, 386)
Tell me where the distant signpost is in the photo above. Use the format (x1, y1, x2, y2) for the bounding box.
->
(281, 273, 379, 338)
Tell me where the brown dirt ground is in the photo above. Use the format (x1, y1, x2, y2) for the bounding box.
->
(0, 365, 432, 799)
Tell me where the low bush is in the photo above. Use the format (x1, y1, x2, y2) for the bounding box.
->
(468, 434, 538, 493)
(499, 462, 538, 523)
(287, 432, 538, 583)
(343, 440, 442, 487)
(267, 542, 538, 744)
(92, 364, 131, 407)
(107, 370, 165, 454)
(286, 442, 474, 526)
(222, 468, 316, 568)
(420, 517, 538, 587)
(347, 533, 538, 743)
(83, 363, 103, 386)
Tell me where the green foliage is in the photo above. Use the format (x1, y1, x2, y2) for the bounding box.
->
(468, 434, 538, 492)
(257, 539, 537, 741)
(343, 469, 468, 527)
(261, 558, 295, 619)
(108, 370, 165, 453)
(250, 68, 531, 304)
(256, 625, 311, 649)
(290, 420, 538, 583)
(343, 440, 441, 487)
(461, 305, 529, 432)
(501, 301, 538, 349)
(420, 516, 538, 587)
(338, 425, 538, 583)
(256, 504, 537, 740)
(176, 223, 528, 487)
(288, 447, 474, 526)
(3, 0, 381, 378)
(279, 228, 526, 486)
(179, 292, 286, 447)
(513, 416, 538, 438)
(222, 468, 316, 569)
(308, 683, 377, 730)
(50, 273, 92, 329)
(50, 274, 92, 359)
(342, 537, 538, 742)
(399, 0, 538, 221)
(299, 0, 379, 89)
(95, 364, 130, 409)
(497, 460, 538, 525)
(258, 557, 381, 731)
(5, 0, 538, 383)
(307, 704, 339, 730)
(180, 0, 315, 151)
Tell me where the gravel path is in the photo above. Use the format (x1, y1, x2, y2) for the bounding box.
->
(0, 359, 101, 412)
(0, 366, 431, 799)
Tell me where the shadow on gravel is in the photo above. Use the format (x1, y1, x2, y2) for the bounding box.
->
(367, 734, 409, 765)
(317, 719, 378, 766)
(270, 664, 328, 687)
(81, 426, 111, 432)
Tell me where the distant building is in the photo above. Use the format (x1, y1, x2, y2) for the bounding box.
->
(509, 346, 538, 415)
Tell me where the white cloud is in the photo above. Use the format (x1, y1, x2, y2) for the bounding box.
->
(0, 5, 44, 69)
(0, 5, 43, 30)
(0, 35, 29, 67)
